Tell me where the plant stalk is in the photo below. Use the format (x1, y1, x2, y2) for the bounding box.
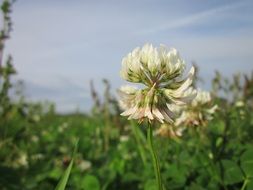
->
(240, 178, 248, 190)
(147, 123, 163, 190)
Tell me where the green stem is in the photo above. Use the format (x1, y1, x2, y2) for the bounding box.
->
(240, 178, 248, 190)
(147, 123, 163, 190)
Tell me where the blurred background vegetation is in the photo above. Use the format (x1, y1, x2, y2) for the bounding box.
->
(1, 1, 253, 189)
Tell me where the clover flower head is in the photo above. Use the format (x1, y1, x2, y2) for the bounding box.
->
(175, 89, 218, 126)
(192, 90, 211, 106)
(156, 123, 184, 138)
(118, 43, 197, 123)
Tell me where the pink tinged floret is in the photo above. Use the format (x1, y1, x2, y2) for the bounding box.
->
(144, 106, 154, 120)
(152, 108, 165, 123)
(129, 107, 146, 120)
(160, 107, 174, 123)
(121, 105, 138, 117)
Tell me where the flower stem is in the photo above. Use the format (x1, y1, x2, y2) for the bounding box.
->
(147, 123, 163, 190)
(240, 178, 248, 190)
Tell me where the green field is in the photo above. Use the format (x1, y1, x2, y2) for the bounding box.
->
(1, 64, 253, 189)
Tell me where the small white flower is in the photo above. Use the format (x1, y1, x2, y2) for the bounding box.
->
(14, 152, 28, 168)
(235, 100, 244, 107)
(120, 135, 130, 142)
(175, 90, 218, 126)
(78, 160, 92, 171)
(155, 123, 185, 138)
(119, 43, 197, 123)
(192, 89, 211, 106)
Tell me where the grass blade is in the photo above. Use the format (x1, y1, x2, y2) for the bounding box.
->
(55, 139, 79, 190)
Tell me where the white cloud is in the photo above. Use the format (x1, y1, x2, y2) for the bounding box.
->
(139, 1, 250, 34)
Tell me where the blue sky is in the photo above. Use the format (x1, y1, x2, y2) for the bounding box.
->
(4, 0, 253, 112)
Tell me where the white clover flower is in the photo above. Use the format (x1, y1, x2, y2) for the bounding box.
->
(191, 90, 211, 107)
(118, 43, 197, 123)
(120, 135, 130, 142)
(78, 160, 92, 171)
(155, 123, 185, 138)
(14, 152, 28, 168)
(175, 89, 218, 126)
(235, 100, 244, 107)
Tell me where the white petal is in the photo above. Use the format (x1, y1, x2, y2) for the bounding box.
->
(121, 106, 138, 116)
(152, 108, 164, 123)
(129, 107, 145, 120)
(144, 106, 154, 120)
(173, 66, 195, 95)
(160, 108, 174, 123)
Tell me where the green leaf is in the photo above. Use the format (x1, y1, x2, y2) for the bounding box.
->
(211, 120, 225, 135)
(188, 182, 205, 190)
(109, 157, 125, 175)
(166, 164, 186, 187)
(82, 175, 100, 190)
(241, 149, 253, 178)
(221, 159, 244, 185)
(216, 137, 223, 147)
(49, 167, 63, 180)
(55, 139, 79, 190)
(1, 1, 10, 13)
(144, 179, 157, 190)
(246, 179, 253, 190)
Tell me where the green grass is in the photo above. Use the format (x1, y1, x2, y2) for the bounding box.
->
(0, 91, 253, 190)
